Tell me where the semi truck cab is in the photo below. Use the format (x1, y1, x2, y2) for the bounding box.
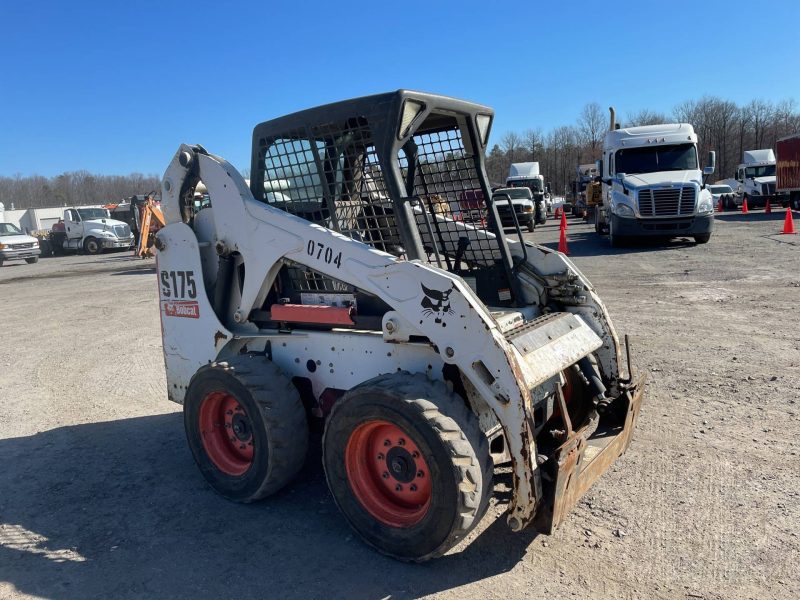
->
(596, 110, 716, 246)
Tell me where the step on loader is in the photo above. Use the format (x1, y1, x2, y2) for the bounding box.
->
(156, 90, 645, 561)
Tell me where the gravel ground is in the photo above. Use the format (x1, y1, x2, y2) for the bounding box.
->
(1, 210, 798, 600)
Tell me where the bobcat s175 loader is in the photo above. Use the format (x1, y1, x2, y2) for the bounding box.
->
(156, 90, 645, 561)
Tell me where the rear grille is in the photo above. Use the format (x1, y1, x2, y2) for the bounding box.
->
(637, 186, 696, 217)
(113, 224, 131, 238)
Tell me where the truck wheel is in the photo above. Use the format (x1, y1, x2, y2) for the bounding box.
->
(527, 219, 535, 232)
(694, 233, 711, 244)
(323, 372, 493, 562)
(0, 258, 4, 267)
(608, 219, 624, 248)
(83, 237, 101, 255)
(25, 257, 38, 264)
(183, 355, 308, 502)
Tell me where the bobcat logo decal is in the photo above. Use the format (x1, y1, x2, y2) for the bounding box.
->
(420, 283, 455, 326)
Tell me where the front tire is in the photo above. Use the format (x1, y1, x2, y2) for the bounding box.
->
(323, 373, 492, 562)
(527, 219, 535, 233)
(183, 355, 308, 502)
(694, 233, 711, 244)
(25, 257, 38, 264)
(609, 218, 624, 248)
(83, 237, 101, 255)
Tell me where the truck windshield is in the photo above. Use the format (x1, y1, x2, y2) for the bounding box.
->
(0, 223, 23, 235)
(615, 144, 698, 174)
(77, 208, 110, 220)
(744, 165, 776, 178)
(508, 178, 543, 192)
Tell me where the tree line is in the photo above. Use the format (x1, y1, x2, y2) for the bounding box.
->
(485, 97, 800, 197)
(2, 96, 798, 211)
(0, 171, 160, 210)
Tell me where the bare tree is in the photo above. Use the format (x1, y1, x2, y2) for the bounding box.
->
(523, 128, 543, 161)
(625, 109, 669, 127)
(501, 131, 522, 163)
(578, 102, 605, 160)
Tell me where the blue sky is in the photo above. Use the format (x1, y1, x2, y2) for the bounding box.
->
(1, 0, 799, 177)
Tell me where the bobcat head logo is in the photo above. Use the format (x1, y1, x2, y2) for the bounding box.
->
(420, 283, 455, 326)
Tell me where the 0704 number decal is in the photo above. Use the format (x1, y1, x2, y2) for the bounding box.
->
(307, 240, 342, 269)
(160, 270, 197, 299)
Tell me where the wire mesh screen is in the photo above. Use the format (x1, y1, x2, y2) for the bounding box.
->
(258, 118, 404, 256)
(258, 118, 406, 293)
(399, 125, 503, 273)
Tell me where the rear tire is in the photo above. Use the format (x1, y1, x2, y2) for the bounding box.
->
(25, 257, 38, 264)
(183, 355, 308, 502)
(323, 372, 493, 562)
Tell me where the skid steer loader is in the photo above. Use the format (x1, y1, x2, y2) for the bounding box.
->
(156, 90, 644, 561)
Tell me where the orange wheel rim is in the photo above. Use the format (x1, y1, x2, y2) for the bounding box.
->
(345, 420, 432, 527)
(199, 391, 254, 476)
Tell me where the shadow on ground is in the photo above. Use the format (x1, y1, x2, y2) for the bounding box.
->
(540, 230, 698, 257)
(0, 414, 537, 599)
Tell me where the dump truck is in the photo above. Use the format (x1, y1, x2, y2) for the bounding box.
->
(594, 107, 716, 246)
(156, 91, 644, 561)
(776, 134, 800, 210)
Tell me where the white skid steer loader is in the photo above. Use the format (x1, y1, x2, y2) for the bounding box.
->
(156, 91, 644, 561)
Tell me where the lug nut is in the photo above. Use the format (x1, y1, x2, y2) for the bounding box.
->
(417, 470, 425, 478)
(377, 453, 384, 460)
(411, 451, 419, 458)
(382, 471, 390, 479)
(398, 438, 405, 446)
(395, 484, 402, 492)
(410, 484, 417, 492)
(383, 439, 391, 447)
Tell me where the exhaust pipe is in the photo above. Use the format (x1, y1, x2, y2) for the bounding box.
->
(609, 106, 617, 131)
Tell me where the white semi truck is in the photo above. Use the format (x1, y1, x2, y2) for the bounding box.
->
(719, 149, 777, 208)
(49, 206, 134, 255)
(594, 108, 716, 246)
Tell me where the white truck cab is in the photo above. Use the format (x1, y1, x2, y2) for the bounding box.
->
(596, 108, 716, 246)
(722, 149, 776, 207)
(506, 162, 549, 220)
(0, 222, 41, 266)
(54, 206, 134, 255)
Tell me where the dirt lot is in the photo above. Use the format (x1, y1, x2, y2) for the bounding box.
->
(1, 211, 798, 600)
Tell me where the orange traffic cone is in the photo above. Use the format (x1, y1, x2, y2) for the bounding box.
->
(554, 206, 562, 219)
(558, 226, 569, 254)
(765, 198, 772, 214)
(782, 208, 796, 234)
(742, 197, 749, 214)
(560, 209, 568, 230)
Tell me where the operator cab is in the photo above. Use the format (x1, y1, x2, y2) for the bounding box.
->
(249, 90, 523, 309)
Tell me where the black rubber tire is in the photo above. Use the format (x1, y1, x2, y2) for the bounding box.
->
(694, 233, 711, 244)
(527, 219, 535, 233)
(25, 257, 38, 264)
(0, 257, 4, 267)
(323, 372, 493, 562)
(83, 237, 101, 255)
(609, 219, 624, 248)
(183, 354, 308, 502)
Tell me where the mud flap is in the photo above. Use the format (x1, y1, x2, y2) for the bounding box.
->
(534, 377, 645, 533)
